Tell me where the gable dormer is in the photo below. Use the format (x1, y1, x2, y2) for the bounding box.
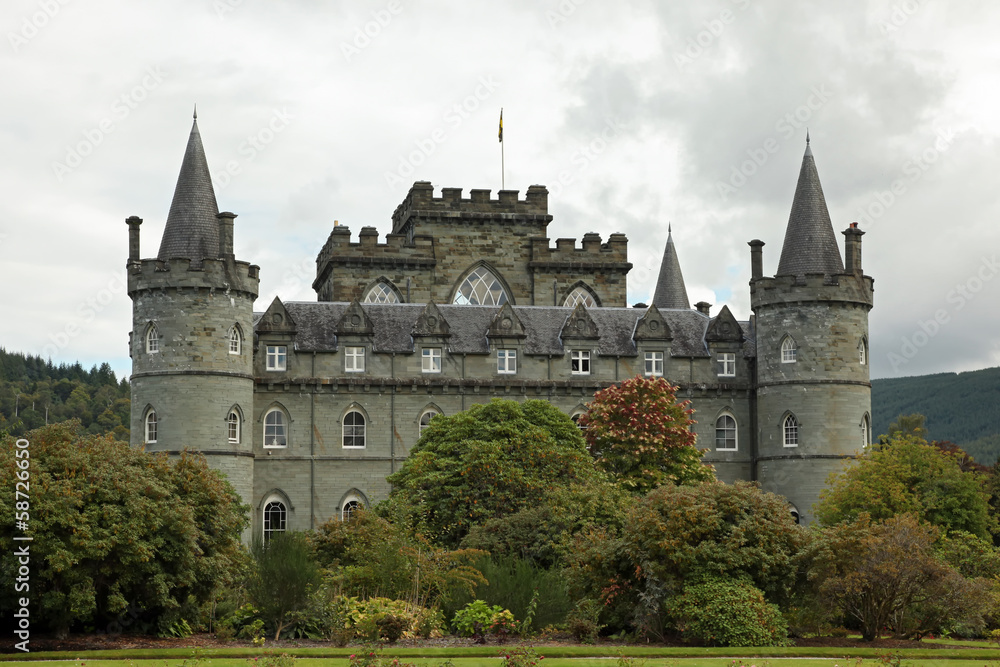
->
(705, 305, 743, 343)
(633, 304, 673, 341)
(560, 303, 599, 340)
(488, 303, 526, 339)
(412, 301, 451, 338)
(336, 300, 374, 336)
(256, 296, 296, 334)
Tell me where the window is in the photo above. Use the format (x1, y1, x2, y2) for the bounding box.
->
(343, 410, 366, 448)
(563, 285, 597, 308)
(342, 499, 361, 521)
(228, 409, 240, 443)
(145, 410, 157, 443)
(859, 340, 867, 365)
(861, 415, 871, 448)
(781, 338, 796, 363)
(571, 350, 591, 375)
(266, 345, 287, 371)
(422, 348, 442, 373)
(715, 414, 737, 450)
(717, 353, 736, 377)
(419, 409, 440, 435)
(264, 409, 287, 448)
(345, 346, 365, 373)
(497, 349, 517, 374)
(454, 266, 508, 306)
(644, 351, 663, 377)
(363, 281, 400, 303)
(783, 414, 799, 447)
(145, 325, 159, 354)
(263, 500, 286, 540)
(571, 413, 587, 431)
(229, 326, 242, 355)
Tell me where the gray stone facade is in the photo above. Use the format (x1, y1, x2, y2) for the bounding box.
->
(127, 120, 873, 538)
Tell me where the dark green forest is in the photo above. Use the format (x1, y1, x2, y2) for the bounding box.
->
(0, 348, 130, 439)
(873, 366, 1000, 464)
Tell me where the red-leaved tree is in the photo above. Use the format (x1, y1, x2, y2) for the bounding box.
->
(579, 375, 714, 493)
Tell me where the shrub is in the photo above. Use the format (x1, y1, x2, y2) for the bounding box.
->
(499, 646, 543, 667)
(668, 578, 789, 647)
(453, 599, 510, 637)
(566, 598, 604, 643)
(377, 614, 410, 643)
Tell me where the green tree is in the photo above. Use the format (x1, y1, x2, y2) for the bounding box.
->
(384, 399, 602, 547)
(248, 532, 321, 640)
(0, 421, 248, 637)
(580, 376, 714, 493)
(816, 434, 995, 539)
(882, 412, 929, 443)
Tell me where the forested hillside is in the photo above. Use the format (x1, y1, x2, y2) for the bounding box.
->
(872, 366, 1000, 463)
(0, 348, 129, 439)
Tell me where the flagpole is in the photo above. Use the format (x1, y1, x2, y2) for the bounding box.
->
(499, 108, 504, 190)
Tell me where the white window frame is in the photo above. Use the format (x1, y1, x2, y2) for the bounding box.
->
(783, 414, 799, 448)
(571, 350, 591, 375)
(497, 349, 517, 374)
(419, 409, 440, 435)
(717, 352, 736, 377)
(227, 409, 240, 444)
(715, 414, 737, 451)
(859, 340, 867, 365)
(266, 345, 287, 371)
(644, 351, 663, 377)
(263, 498, 286, 541)
(145, 325, 159, 354)
(229, 326, 242, 355)
(861, 415, 870, 448)
(422, 348, 442, 373)
(264, 409, 287, 448)
(342, 498, 362, 521)
(781, 338, 797, 364)
(145, 410, 158, 443)
(345, 346, 366, 373)
(343, 410, 367, 449)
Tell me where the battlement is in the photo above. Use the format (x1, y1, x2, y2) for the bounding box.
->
(529, 232, 630, 266)
(127, 256, 260, 297)
(751, 272, 874, 309)
(390, 182, 551, 233)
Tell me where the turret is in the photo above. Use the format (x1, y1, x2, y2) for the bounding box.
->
(652, 224, 691, 310)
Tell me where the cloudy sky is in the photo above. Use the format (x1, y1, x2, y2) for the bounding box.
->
(2, 0, 998, 382)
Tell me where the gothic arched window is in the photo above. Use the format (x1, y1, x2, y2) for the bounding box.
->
(363, 281, 400, 304)
(454, 266, 509, 306)
(263, 499, 286, 540)
(783, 414, 799, 448)
(145, 409, 158, 443)
(715, 414, 737, 450)
(343, 410, 366, 448)
(563, 285, 598, 308)
(264, 408, 288, 448)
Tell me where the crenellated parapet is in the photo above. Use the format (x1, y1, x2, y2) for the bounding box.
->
(529, 232, 630, 270)
(127, 256, 260, 299)
(390, 182, 551, 233)
(750, 272, 874, 310)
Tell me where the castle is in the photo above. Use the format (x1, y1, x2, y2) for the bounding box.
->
(126, 116, 873, 537)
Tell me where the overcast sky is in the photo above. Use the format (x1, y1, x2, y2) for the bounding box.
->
(2, 0, 998, 382)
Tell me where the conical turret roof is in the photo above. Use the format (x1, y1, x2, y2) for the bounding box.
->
(776, 137, 844, 277)
(157, 115, 220, 262)
(652, 225, 690, 310)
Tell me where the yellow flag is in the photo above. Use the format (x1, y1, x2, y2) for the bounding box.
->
(498, 109, 503, 143)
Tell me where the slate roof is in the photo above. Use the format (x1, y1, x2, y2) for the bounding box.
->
(776, 139, 845, 278)
(652, 227, 690, 310)
(260, 302, 752, 359)
(157, 117, 221, 263)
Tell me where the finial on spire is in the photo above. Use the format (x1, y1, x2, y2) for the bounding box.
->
(668, 222, 672, 234)
(193, 104, 198, 121)
(806, 128, 810, 145)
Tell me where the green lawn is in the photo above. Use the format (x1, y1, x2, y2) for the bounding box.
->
(8, 659, 1000, 667)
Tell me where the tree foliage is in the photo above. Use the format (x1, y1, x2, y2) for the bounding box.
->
(0, 421, 248, 636)
(816, 434, 995, 539)
(384, 399, 601, 547)
(666, 577, 789, 647)
(580, 376, 714, 493)
(248, 532, 321, 640)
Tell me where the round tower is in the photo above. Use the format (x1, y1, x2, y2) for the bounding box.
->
(126, 115, 259, 518)
(750, 137, 874, 524)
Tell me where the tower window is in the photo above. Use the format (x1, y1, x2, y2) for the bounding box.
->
(563, 285, 597, 308)
(266, 345, 287, 371)
(783, 414, 799, 448)
(264, 409, 287, 448)
(422, 348, 442, 373)
(363, 281, 400, 303)
(717, 353, 736, 377)
(145, 410, 157, 443)
(345, 346, 365, 373)
(145, 325, 159, 354)
(229, 326, 242, 355)
(859, 340, 867, 365)
(571, 350, 591, 375)
(497, 349, 517, 374)
(781, 338, 797, 363)
(263, 499, 286, 541)
(343, 410, 366, 448)
(715, 414, 737, 450)
(861, 414, 871, 448)
(454, 266, 509, 306)
(228, 409, 240, 443)
(644, 352, 663, 377)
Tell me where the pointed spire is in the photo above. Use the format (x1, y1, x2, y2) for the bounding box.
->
(775, 137, 844, 277)
(651, 226, 690, 310)
(157, 115, 220, 263)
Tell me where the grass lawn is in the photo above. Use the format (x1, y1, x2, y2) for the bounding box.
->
(9, 659, 1000, 667)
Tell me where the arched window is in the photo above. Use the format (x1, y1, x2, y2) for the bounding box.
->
(859, 339, 867, 365)
(343, 410, 366, 448)
(263, 499, 286, 540)
(264, 408, 287, 448)
(780, 337, 797, 363)
(145, 409, 158, 443)
(228, 409, 241, 444)
(783, 414, 799, 448)
(789, 504, 800, 525)
(861, 414, 871, 448)
(563, 285, 598, 308)
(145, 324, 159, 354)
(715, 414, 737, 450)
(342, 499, 362, 521)
(419, 409, 440, 435)
(229, 325, 242, 355)
(363, 280, 401, 304)
(454, 266, 509, 306)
